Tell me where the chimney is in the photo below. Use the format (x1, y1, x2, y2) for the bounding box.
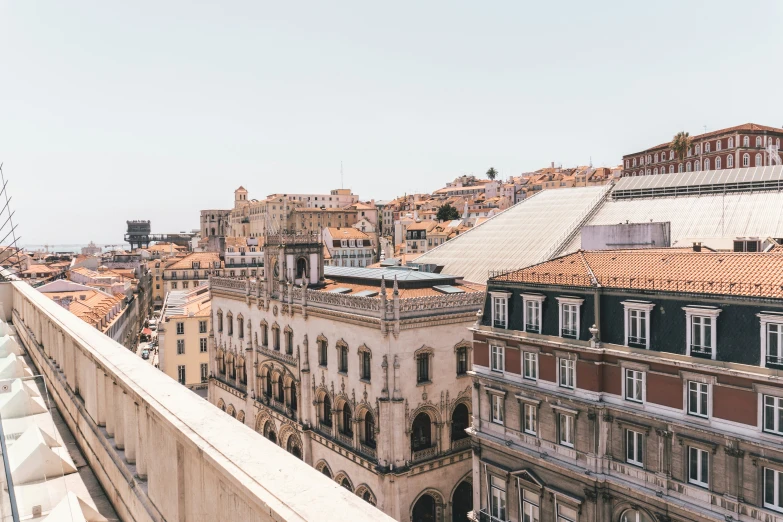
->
(692, 242, 702, 252)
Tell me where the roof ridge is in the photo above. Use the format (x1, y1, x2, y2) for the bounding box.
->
(579, 251, 599, 286)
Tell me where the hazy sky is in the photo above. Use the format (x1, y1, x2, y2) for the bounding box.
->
(3, 1, 783, 245)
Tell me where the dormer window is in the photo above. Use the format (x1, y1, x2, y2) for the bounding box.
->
(490, 291, 510, 329)
(557, 297, 584, 339)
(521, 293, 545, 333)
(759, 313, 783, 368)
(622, 301, 655, 349)
(684, 306, 721, 359)
(192, 261, 200, 269)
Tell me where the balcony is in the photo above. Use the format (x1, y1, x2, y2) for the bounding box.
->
(359, 442, 377, 460)
(411, 445, 438, 463)
(336, 430, 354, 447)
(5, 280, 390, 522)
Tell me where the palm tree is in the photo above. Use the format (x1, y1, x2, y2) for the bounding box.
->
(486, 167, 498, 181)
(670, 131, 692, 162)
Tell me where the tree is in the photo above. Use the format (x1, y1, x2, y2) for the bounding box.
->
(670, 131, 692, 162)
(486, 167, 498, 181)
(436, 203, 460, 222)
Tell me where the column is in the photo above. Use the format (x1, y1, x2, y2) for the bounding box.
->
(124, 394, 137, 464)
(136, 403, 148, 479)
(114, 385, 125, 450)
(105, 377, 115, 437)
(96, 371, 106, 427)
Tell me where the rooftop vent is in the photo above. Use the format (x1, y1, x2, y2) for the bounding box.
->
(328, 287, 352, 294)
(433, 285, 465, 294)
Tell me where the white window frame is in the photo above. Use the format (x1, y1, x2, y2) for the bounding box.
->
(523, 350, 538, 381)
(623, 367, 646, 403)
(558, 412, 574, 447)
(523, 402, 538, 435)
(176, 322, 185, 335)
(490, 475, 507, 521)
(681, 371, 715, 421)
(626, 429, 644, 467)
(491, 394, 505, 425)
(743, 153, 750, 167)
(490, 291, 510, 329)
(759, 313, 783, 368)
(177, 339, 185, 355)
(557, 503, 578, 522)
(688, 446, 709, 488)
(622, 301, 654, 349)
(557, 297, 583, 339)
(200, 338, 208, 353)
(759, 387, 783, 436)
(764, 467, 783, 513)
(683, 306, 721, 360)
(521, 489, 540, 522)
(521, 293, 545, 333)
(490, 344, 505, 373)
(557, 352, 577, 390)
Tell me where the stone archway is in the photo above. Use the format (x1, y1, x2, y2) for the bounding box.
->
(451, 481, 472, 522)
(412, 494, 437, 522)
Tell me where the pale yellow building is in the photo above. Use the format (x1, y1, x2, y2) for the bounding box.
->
(158, 285, 211, 391)
(161, 252, 224, 296)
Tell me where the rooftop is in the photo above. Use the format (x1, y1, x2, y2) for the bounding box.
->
(626, 123, 783, 155)
(324, 227, 370, 240)
(162, 286, 211, 319)
(164, 252, 222, 270)
(492, 249, 783, 299)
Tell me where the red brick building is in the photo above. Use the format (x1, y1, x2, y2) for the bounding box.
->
(622, 123, 783, 177)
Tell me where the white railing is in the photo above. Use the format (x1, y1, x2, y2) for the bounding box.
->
(8, 281, 390, 522)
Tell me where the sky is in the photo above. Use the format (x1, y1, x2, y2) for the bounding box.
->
(2, 1, 783, 245)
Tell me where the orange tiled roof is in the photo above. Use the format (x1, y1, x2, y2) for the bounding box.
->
(629, 123, 783, 156)
(164, 252, 222, 270)
(319, 279, 484, 298)
(492, 249, 783, 298)
(325, 227, 370, 240)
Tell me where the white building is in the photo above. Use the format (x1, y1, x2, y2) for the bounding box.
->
(321, 228, 373, 267)
(208, 234, 484, 521)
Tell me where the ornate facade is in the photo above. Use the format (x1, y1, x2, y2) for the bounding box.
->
(208, 234, 484, 522)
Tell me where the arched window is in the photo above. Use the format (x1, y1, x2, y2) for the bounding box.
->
(318, 337, 328, 366)
(717, 139, 722, 151)
(261, 322, 268, 347)
(272, 325, 280, 351)
(238, 316, 244, 339)
(341, 478, 353, 492)
(322, 395, 332, 427)
(451, 403, 470, 441)
(686, 162, 692, 172)
(620, 509, 652, 522)
(653, 168, 658, 175)
(727, 154, 734, 168)
(341, 404, 353, 436)
(217, 349, 226, 375)
(669, 166, 674, 174)
(338, 342, 348, 373)
(286, 436, 302, 459)
(728, 137, 734, 148)
(715, 157, 721, 169)
(363, 410, 376, 448)
(694, 144, 700, 155)
(362, 490, 375, 506)
(743, 153, 750, 167)
(296, 257, 308, 279)
(290, 384, 298, 415)
(285, 328, 294, 355)
(411, 412, 433, 452)
(693, 160, 700, 171)
(669, 150, 674, 160)
(265, 368, 272, 397)
(359, 346, 371, 381)
(239, 356, 247, 385)
(743, 136, 750, 147)
(227, 313, 233, 336)
(277, 375, 285, 403)
(653, 153, 658, 162)
(319, 462, 332, 478)
(456, 346, 468, 375)
(756, 136, 762, 147)
(217, 311, 223, 332)
(705, 142, 710, 153)
(678, 163, 683, 173)
(756, 153, 763, 166)
(704, 158, 710, 171)
(227, 353, 236, 379)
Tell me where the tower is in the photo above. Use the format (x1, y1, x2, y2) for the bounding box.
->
(263, 232, 324, 287)
(234, 186, 249, 208)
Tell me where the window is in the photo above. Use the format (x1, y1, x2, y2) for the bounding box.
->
(687, 381, 709, 417)
(416, 353, 430, 383)
(176, 322, 184, 335)
(177, 365, 186, 385)
(686, 161, 692, 172)
(200, 363, 208, 383)
(361, 351, 371, 380)
(558, 413, 574, 447)
(694, 160, 700, 171)
(285, 329, 293, 355)
(764, 395, 783, 435)
(704, 142, 710, 153)
(743, 153, 750, 167)
(763, 317, 783, 367)
(727, 154, 734, 168)
(261, 323, 268, 346)
(717, 140, 722, 151)
(237, 317, 244, 339)
(338, 345, 348, 373)
(490, 476, 507, 521)
(182, 281, 189, 289)
(522, 294, 545, 333)
(522, 489, 539, 522)
(227, 314, 233, 336)
(523, 351, 538, 381)
(273, 326, 280, 350)
(685, 307, 720, 359)
(716, 157, 721, 169)
(669, 165, 674, 173)
(200, 338, 207, 353)
(624, 369, 644, 403)
(171, 282, 177, 289)
(764, 468, 783, 513)
(318, 338, 328, 366)
(558, 357, 575, 389)
(743, 136, 750, 147)
(757, 136, 763, 147)
(491, 394, 504, 425)
(523, 403, 537, 435)
(678, 163, 683, 173)
(491, 292, 509, 328)
(694, 145, 700, 155)
(558, 297, 583, 338)
(490, 344, 505, 372)
(557, 504, 578, 522)
(626, 429, 643, 467)
(456, 347, 468, 375)
(623, 301, 653, 348)
(688, 447, 709, 488)
(704, 158, 710, 171)
(177, 339, 185, 355)
(199, 320, 207, 334)
(756, 153, 763, 167)
(729, 137, 734, 148)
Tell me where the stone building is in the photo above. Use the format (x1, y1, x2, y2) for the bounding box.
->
(470, 248, 783, 522)
(208, 233, 484, 522)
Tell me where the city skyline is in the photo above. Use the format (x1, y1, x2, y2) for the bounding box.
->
(3, 1, 783, 244)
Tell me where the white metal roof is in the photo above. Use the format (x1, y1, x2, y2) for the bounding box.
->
(414, 185, 611, 283)
(562, 189, 783, 254)
(613, 165, 783, 198)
